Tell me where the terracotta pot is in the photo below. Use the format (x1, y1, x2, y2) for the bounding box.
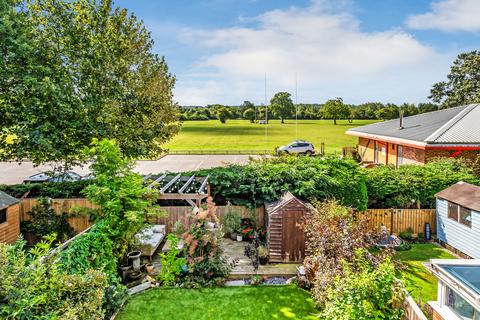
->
(145, 263, 155, 275)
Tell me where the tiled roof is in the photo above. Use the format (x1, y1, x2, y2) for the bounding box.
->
(346, 104, 480, 145)
(436, 182, 480, 212)
(0, 191, 19, 210)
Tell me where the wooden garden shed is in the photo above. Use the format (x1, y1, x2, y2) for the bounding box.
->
(265, 192, 311, 263)
(0, 191, 20, 244)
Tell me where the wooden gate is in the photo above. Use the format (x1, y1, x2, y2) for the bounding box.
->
(282, 210, 305, 262)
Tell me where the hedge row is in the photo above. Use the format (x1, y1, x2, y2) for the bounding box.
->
(2, 157, 479, 210)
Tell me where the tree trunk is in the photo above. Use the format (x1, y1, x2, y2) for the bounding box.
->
(281, 118, 284, 124)
(334, 118, 337, 125)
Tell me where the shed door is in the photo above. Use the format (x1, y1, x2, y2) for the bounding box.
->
(282, 210, 305, 262)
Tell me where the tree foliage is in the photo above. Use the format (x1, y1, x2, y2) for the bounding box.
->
(0, 0, 179, 167)
(430, 51, 480, 107)
(321, 98, 350, 124)
(243, 108, 256, 123)
(270, 92, 295, 123)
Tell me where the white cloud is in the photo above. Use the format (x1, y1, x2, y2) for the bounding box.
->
(173, 1, 450, 105)
(406, 0, 480, 32)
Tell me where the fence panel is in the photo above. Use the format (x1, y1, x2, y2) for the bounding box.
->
(19, 199, 434, 235)
(403, 291, 428, 320)
(19, 199, 265, 234)
(20, 198, 97, 234)
(357, 209, 436, 234)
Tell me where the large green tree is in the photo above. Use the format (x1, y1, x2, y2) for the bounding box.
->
(430, 51, 480, 108)
(270, 92, 295, 123)
(0, 0, 179, 168)
(321, 98, 350, 125)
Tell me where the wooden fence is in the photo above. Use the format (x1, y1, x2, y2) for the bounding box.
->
(19, 199, 435, 235)
(357, 209, 436, 235)
(20, 198, 98, 234)
(403, 291, 428, 320)
(19, 199, 265, 234)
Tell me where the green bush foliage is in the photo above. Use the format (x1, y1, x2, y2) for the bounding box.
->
(0, 236, 108, 319)
(20, 197, 75, 243)
(0, 180, 92, 198)
(204, 156, 368, 210)
(365, 158, 480, 208)
(320, 251, 405, 320)
(158, 234, 186, 286)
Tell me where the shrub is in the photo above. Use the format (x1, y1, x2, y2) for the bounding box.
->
(0, 236, 108, 319)
(320, 251, 405, 320)
(303, 201, 386, 306)
(222, 209, 242, 235)
(365, 158, 480, 208)
(158, 234, 186, 286)
(20, 197, 75, 243)
(204, 156, 368, 210)
(181, 198, 233, 287)
(0, 179, 93, 198)
(398, 227, 415, 242)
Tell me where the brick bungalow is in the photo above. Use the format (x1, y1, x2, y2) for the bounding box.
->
(346, 104, 480, 166)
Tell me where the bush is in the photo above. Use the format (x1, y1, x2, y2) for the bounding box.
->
(203, 156, 368, 210)
(320, 251, 405, 320)
(0, 236, 108, 319)
(0, 179, 93, 198)
(303, 201, 383, 305)
(20, 197, 75, 243)
(222, 209, 242, 235)
(398, 227, 415, 242)
(365, 158, 480, 208)
(180, 198, 233, 287)
(158, 234, 186, 286)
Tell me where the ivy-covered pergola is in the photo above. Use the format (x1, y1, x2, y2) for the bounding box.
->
(145, 173, 210, 207)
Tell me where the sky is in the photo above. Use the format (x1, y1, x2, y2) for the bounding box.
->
(115, 0, 480, 106)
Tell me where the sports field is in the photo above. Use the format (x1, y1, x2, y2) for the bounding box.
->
(164, 119, 377, 154)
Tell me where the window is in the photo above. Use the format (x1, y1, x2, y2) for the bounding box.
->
(446, 286, 480, 320)
(460, 207, 472, 228)
(397, 145, 404, 167)
(449, 202, 459, 221)
(0, 208, 6, 224)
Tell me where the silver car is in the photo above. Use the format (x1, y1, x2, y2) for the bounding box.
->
(277, 141, 315, 155)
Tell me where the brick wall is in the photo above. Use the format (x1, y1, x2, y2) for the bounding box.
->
(425, 149, 480, 163)
(402, 146, 425, 165)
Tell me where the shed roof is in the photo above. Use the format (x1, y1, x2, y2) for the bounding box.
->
(436, 182, 480, 212)
(346, 104, 480, 146)
(0, 191, 19, 211)
(265, 191, 310, 213)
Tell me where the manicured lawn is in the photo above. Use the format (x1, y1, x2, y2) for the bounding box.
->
(164, 119, 378, 154)
(116, 286, 318, 320)
(396, 243, 456, 306)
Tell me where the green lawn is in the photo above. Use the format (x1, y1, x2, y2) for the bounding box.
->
(164, 119, 378, 154)
(116, 286, 318, 320)
(396, 243, 456, 306)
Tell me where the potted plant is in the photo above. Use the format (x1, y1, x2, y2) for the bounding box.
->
(258, 245, 269, 265)
(223, 209, 242, 240)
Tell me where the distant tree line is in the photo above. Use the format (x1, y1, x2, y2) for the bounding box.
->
(179, 99, 440, 124)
